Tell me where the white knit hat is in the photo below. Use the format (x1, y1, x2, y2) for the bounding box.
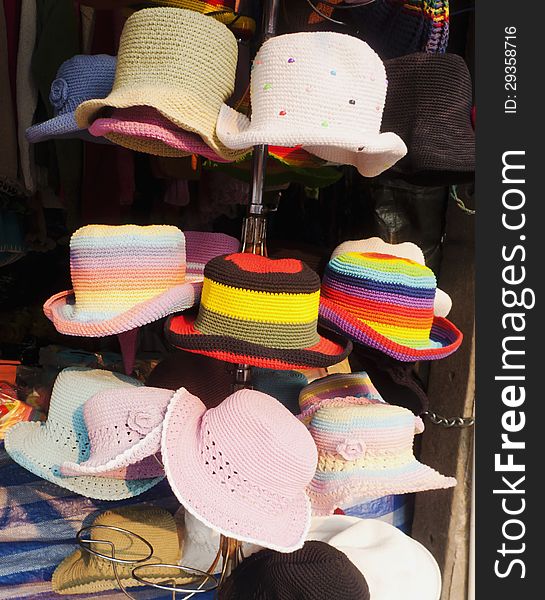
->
(331, 237, 452, 317)
(216, 32, 407, 177)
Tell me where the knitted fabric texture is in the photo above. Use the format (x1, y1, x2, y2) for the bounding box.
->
(184, 230, 240, 278)
(345, 0, 449, 60)
(218, 540, 370, 600)
(382, 52, 474, 184)
(307, 517, 442, 600)
(162, 388, 318, 552)
(319, 252, 462, 361)
(298, 372, 385, 422)
(166, 253, 351, 370)
(215, 31, 407, 177)
(4, 368, 164, 500)
(59, 386, 176, 477)
(307, 403, 456, 514)
(332, 237, 452, 317)
(26, 54, 116, 143)
(89, 106, 233, 161)
(43, 225, 200, 337)
(252, 368, 310, 415)
(52, 506, 182, 595)
(147, 0, 256, 40)
(75, 8, 246, 162)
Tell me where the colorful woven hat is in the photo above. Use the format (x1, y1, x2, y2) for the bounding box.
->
(298, 372, 385, 421)
(4, 368, 164, 500)
(319, 252, 462, 361)
(308, 516, 442, 600)
(59, 386, 177, 477)
(219, 540, 370, 600)
(166, 253, 351, 370)
(184, 230, 240, 278)
(75, 8, 246, 162)
(146, 0, 256, 40)
(307, 403, 456, 514)
(26, 54, 116, 143)
(52, 506, 182, 595)
(331, 237, 452, 317)
(216, 32, 407, 177)
(43, 225, 202, 338)
(381, 52, 474, 184)
(89, 107, 233, 161)
(162, 388, 318, 551)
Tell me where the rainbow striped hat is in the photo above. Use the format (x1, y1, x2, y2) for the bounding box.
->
(44, 225, 239, 337)
(319, 252, 462, 361)
(166, 253, 352, 370)
(307, 403, 456, 515)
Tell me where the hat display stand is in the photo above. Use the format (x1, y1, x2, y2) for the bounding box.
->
(75, 523, 217, 598)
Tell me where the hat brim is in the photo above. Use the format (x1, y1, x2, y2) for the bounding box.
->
(216, 104, 407, 176)
(319, 297, 462, 362)
(26, 112, 110, 144)
(59, 389, 183, 476)
(4, 421, 163, 500)
(165, 313, 352, 370)
(75, 87, 246, 162)
(43, 279, 202, 337)
(162, 388, 312, 552)
(89, 116, 232, 162)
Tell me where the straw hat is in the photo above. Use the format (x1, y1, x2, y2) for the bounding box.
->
(26, 54, 116, 144)
(43, 225, 230, 338)
(75, 8, 246, 162)
(162, 388, 318, 552)
(165, 253, 351, 370)
(4, 368, 164, 500)
(52, 506, 182, 595)
(308, 516, 442, 600)
(331, 237, 452, 317)
(216, 32, 407, 177)
(319, 252, 462, 361)
(307, 403, 456, 514)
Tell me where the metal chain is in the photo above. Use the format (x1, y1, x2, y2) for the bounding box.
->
(450, 185, 475, 215)
(423, 410, 475, 428)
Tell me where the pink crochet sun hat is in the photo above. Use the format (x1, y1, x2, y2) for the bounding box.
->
(307, 403, 456, 515)
(89, 107, 235, 162)
(59, 386, 177, 478)
(162, 388, 318, 552)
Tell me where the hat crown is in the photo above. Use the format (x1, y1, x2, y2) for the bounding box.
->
(322, 252, 437, 349)
(112, 8, 238, 106)
(194, 253, 322, 350)
(248, 32, 387, 137)
(50, 55, 116, 116)
(199, 389, 318, 498)
(69, 225, 187, 320)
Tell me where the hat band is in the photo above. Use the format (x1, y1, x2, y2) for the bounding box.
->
(195, 305, 321, 349)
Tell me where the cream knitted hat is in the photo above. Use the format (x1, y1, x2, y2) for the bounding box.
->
(216, 32, 407, 177)
(75, 8, 246, 162)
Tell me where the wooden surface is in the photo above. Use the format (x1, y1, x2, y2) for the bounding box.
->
(412, 191, 475, 600)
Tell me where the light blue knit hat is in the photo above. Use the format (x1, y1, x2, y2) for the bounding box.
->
(26, 54, 116, 143)
(4, 367, 164, 500)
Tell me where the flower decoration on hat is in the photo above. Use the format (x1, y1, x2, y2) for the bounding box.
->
(336, 439, 367, 461)
(49, 78, 69, 111)
(127, 407, 164, 435)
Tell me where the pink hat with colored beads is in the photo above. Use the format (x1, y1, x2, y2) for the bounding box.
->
(43, 225, 239, 338)
(59, 386, 176, 478)
(162, 388, 318, 552)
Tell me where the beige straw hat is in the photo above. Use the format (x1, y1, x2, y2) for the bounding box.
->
(75, 7, 246, 161)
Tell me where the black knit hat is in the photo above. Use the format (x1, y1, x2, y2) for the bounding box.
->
(381, 52, 475, 185)
(219, 541, 370, 600)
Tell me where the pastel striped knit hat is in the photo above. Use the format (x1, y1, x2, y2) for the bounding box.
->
(307, 403, 456, 514)
(75, 8, 246, 162)
(43, 225, 225, 338)
(166, 253, 351, 370)
(26, 54, 116, 144)
(4, 368, 164, 500)
(319, 252, 462, 361)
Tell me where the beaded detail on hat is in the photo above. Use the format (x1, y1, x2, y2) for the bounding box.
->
(307, 403, 456, 515)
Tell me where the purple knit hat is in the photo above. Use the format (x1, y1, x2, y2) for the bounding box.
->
(26, 55, 116, 143)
